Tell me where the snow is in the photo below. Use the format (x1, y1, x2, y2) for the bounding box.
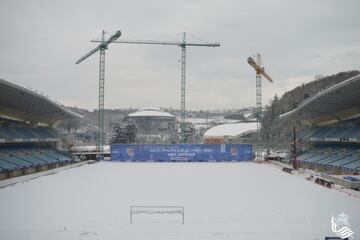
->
(204, 122, 258, 137)
(129, 108, 175, 118)
(0, 162, 359, 240)
(186, 117, 239, 125)
(72, 145, 110, 152)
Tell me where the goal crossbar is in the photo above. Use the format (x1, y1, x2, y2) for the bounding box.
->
(130, 205, 184, 224)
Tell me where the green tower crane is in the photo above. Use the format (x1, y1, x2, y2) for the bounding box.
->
(91, 32, 220, 143)
(76, 30, 121, 160)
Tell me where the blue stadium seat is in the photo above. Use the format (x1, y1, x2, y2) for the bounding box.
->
(22, 147, 62, 163)
(311, 128, 330, 139)
(298, 144, 360, 172)
(0, 127, 21, 139)
(12, 128, 37, 139)
(339, 127, 359, 138)
(32, 128, 56, 139)
(18, 155, 46, 166)
(0, 159, 18, 171)
(307, 127, 360, 141)
(299, 128, 317, 139)
(317, 154, 346, 165)
(342, 159, 360, 171)
(298, 151, 322, 162)
(329, 156, 359, 168)
(0, 145, 72, 169)
(33, 153, 59, 164)
(347, 127, 360, 138)
(1, 156, 34, 168)
(0, 124, 60, 142)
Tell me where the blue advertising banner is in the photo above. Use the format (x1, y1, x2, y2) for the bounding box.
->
(111, 144, 253, 162)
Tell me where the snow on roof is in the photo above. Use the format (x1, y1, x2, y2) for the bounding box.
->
(204, 122, 258, 137)
(138, 107, 162, 111)
(129, 108, 175, 118)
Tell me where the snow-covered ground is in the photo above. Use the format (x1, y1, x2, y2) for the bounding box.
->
(0, 162, 359, 240)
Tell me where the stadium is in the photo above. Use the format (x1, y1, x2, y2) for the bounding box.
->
(280, 74, 360, 177)
(0, 78, 82, 180)
(0, 74, 359, 240)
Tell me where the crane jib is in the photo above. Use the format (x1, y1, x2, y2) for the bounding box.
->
(90, 40, 220, 47)
(79, 31, 220, 144)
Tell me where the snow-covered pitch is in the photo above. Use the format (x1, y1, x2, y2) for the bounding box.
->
(0, 162, 359, 240)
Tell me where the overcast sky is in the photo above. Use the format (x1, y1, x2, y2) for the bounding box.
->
(0, 0, 359, 111)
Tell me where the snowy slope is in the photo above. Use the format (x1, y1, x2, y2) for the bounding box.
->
(0, 162, 359, 240)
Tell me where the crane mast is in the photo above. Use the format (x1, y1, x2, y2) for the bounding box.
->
(76, 30, 121, 160)
(180, 33, 187, 142)
(92, 32, 220, 143)
(247, 54, 273, 160)
(98, 33, 105, 157)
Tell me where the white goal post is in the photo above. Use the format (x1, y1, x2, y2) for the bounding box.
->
(130, 205, 184, 224)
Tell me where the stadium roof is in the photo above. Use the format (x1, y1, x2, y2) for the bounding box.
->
(204, 122, 257, 137)
(0, 78, 82, 125)
(280, 74, 360, 125)
(129, 108, 175, 118)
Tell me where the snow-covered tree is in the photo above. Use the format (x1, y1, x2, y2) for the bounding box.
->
(110, 118, 138, 144)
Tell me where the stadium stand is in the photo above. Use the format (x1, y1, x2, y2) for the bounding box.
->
(0, 78, 81, 180)
(0, 119, 60, 143)
(280, 74, 360, 175)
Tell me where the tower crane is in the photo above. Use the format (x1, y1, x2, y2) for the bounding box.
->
(247, 54, 273, 159)
(76, 30, 121, 160)
(91, 32, 220, 143)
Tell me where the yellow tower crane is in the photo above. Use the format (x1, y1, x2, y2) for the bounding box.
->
(247, 54, 273, 160)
